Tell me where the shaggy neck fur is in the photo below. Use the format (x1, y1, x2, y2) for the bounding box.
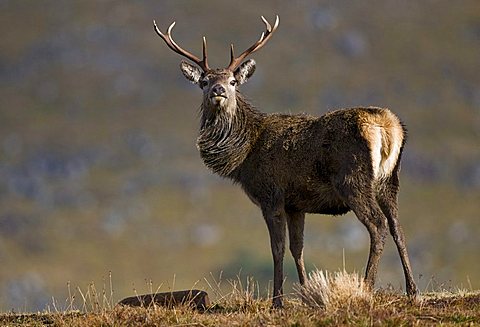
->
(197, 93, 264, 177)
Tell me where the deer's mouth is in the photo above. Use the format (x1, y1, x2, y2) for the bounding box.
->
(210, 95, 227, 106)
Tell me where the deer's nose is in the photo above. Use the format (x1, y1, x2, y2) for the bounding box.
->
(211, 84, 226, 96)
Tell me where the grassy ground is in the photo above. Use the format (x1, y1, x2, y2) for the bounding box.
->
(1, 273, 479, 326)
(1, 292, 479, 326)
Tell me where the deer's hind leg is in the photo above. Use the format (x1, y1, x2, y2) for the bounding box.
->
(377, 173, 418, 296)
(335, 180, 388, 290)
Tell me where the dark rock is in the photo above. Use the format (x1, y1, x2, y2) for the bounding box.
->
(118, 289, 210, 312)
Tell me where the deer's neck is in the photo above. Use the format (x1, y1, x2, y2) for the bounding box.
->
(197, 94, 264, 177)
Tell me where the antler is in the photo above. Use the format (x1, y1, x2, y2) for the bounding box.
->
(227, 15, 279, 71)
(153, 20, 210, 71)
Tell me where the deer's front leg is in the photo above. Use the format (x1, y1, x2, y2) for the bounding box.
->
(287, 211, 307, 285)
(263, 206, 287, 308)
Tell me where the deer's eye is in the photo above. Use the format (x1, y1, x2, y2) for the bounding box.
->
(230, 80, 238, 86)
(199, 80, 208, 88)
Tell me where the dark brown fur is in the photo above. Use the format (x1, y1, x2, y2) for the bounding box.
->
(196, 91, 417, 307)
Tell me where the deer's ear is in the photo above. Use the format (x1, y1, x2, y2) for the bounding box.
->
(234, 59, 256, 85)
(180, 60, 203, 85)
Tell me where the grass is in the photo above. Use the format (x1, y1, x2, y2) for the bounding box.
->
(1, 271, 479, 326)
(294, 269, 373, 312)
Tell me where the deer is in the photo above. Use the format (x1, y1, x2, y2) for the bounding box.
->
(153, 15, 418, 308)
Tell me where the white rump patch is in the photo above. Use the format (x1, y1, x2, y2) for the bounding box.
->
(369, 124, 403, 180)
(370, 126, 383, 179)
(359, 109, 404, 181)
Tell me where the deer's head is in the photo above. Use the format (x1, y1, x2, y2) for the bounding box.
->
(153, 16, 279, 114)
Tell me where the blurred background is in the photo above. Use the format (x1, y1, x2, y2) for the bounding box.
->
(1, 0, 479, 311)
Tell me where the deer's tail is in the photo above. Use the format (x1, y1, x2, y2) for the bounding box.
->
(359, 108, 405, 180)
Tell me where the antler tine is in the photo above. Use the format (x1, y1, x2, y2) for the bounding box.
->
(261, 16, 272, 32)
(202, 37, 208, 69)
(227, 15, 279, 70)
(153, 20, 210, 71)
(230, 44, 235, 64)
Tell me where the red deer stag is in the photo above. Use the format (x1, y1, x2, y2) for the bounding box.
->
(153, 15, 418, 308)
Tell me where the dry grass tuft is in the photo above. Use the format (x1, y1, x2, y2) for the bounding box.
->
(294, 269, 372, 312)
(204, 273, 272, 313)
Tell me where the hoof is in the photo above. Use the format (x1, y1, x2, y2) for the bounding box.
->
(406, 286, 419, 303)
(271, 297, 283, 309)
(407, 284, 419, 297)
